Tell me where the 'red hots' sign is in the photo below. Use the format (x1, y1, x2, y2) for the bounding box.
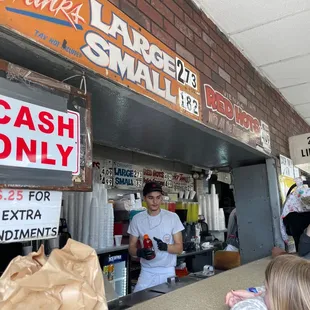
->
(203, 84, 271, 153)
(0, 94, 80, 174)
(204, 84, 260, 135)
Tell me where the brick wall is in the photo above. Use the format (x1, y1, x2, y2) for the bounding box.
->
(109, 0, 310, 158)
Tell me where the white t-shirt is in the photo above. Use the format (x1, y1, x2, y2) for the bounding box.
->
(127, 209, 184, 269)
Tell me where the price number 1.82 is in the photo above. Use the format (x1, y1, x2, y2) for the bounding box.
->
(179, 91, 199, 116)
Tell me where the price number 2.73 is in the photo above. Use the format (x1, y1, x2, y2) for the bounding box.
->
(179, 91, 199, 116)
(176, 57, 197, 90)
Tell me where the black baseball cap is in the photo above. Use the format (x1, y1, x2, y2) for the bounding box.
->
(143, 182, 163, 196)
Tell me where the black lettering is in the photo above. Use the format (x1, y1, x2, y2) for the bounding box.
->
(0, 230, 4, 241)
(51, 227, 58, 236)
(5, 230, 13, 241)
(37, 228, 45, 238)
(20, 229, 30, 239)
(44, 191, 50, 201)
(10, 210, 19, 220)
(30, 228, 37, 238)
(26, 209, 34, 220)
(34, 210, 42, 220)
(14, 229, 19, 240)
(36, 191, 43, 201)
(20, 210, 27, 220)
(29, 191, 35, 201)
(45, 227, 51, 236)
(2, 210, 9, 221)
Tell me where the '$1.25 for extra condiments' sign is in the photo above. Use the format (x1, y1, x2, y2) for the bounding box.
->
(0, 0, 201, 122)
(0, 189, 62, 243)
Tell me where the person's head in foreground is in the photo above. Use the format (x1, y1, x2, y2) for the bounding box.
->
(264, 255, 310, 310)
(229, 255, 310, 310)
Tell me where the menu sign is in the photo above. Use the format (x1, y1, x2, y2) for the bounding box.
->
(93, 160, 194, 192)
(0, 0, 201, 123)
(113, 162, 143, 190)
(202, 84, 271, 154)
(93, 159, 113, 188)
(143, 169, 173, 189)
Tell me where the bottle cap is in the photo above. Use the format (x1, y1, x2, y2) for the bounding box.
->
(144, 234, 149, 239)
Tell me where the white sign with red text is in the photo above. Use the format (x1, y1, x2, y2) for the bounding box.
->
(0, 94, 80, 174)
(0, 189, 62, 243)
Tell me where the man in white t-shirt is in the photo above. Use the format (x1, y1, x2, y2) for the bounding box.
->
(128, 182, 184, 292)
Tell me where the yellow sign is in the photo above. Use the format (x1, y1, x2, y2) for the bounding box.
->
(0, 0, 201, 121)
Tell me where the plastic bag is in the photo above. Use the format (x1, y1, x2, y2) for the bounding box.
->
(0, 239, 107, 310)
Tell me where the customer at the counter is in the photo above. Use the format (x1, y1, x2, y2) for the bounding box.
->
(128, 182, 184, 292)
(272, 223, 310, 259)
(225, 255, 310, 310)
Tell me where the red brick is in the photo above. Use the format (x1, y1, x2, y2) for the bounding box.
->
(184, 13, 202, 37)
(217, 48, 229, 63)
(176, 42, 195, 66)
(204, 53, 218, 72)
(201, 12, 217, 31)
(246, 84, 255, 95)
(185, 38, 203, 61)
(231, 78, 242, 93)
(210, 51, 224, 68)
(218, 67, 231, 84)
(165, 1, 184, 21)
(224, 63, 236, 79)
(226, 82, 237, 98)
(108, 0, 120, 7)
(202, 32, 217, 49)
(242, 87, 252, 100)
(194, 35, 211, 56)
(150, 0, 174, 23)
(163, 19, 185, 45)
(176, 0, 193, 17)
(211, 71, 226, 89)
(229, 58, 241, 74)
(137, 0, 163, 27)
(120, 1, 151, 31)
(196, 59, 211, 78)
(152, 22, 175, 50)
(225, 43, 235, 59)
(193, 12, 209, 34)
(241, 70, 250, 83)
(175, 16, 194, 40)
(236, 74, 246, 87)
(235, 55, 245, 70)
(209, 29, 225, 48)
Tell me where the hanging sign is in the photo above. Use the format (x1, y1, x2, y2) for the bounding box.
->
(202, 84, 271, 154)
(0, 189, 62, 243)
(289, 133, 310, 174)
(280, 155, 295, 179)
(0, 0, 201, 123)
(0, 94, 80, 174)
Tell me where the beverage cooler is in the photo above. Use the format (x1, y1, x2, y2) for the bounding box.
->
(99, 251, 129, 297)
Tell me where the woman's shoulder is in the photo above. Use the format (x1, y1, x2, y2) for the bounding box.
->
(231, 297, 267, 310)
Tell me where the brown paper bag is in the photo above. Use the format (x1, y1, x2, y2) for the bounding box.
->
(214, 250, 241, 270)
(0, 239, 107, 310)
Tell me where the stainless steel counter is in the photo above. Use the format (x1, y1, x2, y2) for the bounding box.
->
(108, 273, 208, 309)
